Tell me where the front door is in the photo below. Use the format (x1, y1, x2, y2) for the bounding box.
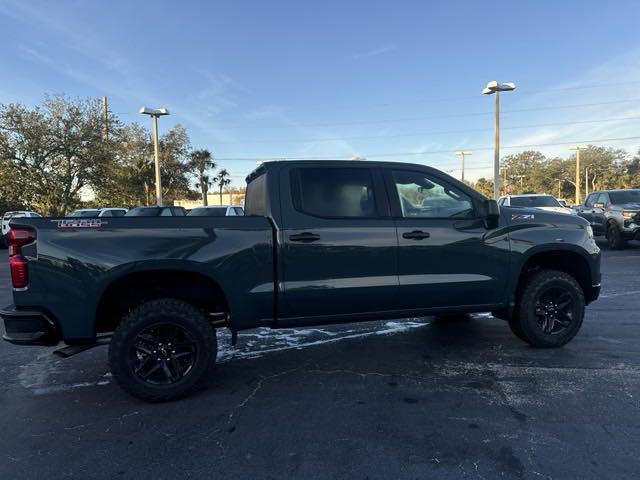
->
(279, 165, 398, 319)
(385, 168, 510, 310)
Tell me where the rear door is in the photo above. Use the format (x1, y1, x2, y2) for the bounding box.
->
(385, 168, 509, 310)
(279, 164, 398, 318)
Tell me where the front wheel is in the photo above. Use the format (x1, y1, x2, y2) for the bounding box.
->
(606, 223, 626, 250)
(510, 270, 585, 348)
(108, 298, 217, 402)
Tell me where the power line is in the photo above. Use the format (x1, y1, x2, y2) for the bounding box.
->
(213, 135, 640, 162)
(212, 97, 640, 130)
(209, 115, 640, 145)
(114, 79, 640, 114)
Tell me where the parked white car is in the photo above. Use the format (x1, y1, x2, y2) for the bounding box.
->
(2, 211, 42, 246)
(187, 205, 245, 217)
(68, 208, 128, 218)
(498, 194, 576, 215)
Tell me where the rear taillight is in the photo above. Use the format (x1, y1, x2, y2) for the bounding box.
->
(8, 227, 36, 289)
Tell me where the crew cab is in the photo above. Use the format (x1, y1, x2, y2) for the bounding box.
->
(576, 189, 640, 249)
(1, 161, 601, 401)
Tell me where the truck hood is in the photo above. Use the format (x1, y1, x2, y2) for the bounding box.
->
(534, 206, 575, 215)
(614, 202, 640, 211)
(501, 206, 588, 227)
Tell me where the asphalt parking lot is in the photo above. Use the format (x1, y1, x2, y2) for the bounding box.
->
(0, 241, 639, 480)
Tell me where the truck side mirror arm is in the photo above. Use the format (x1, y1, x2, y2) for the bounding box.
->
(479, 199, 500, 229)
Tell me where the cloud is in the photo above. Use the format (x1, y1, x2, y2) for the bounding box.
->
(352, 44, 397, 60)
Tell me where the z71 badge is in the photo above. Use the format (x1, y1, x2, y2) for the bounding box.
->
(511, 213, 535, 221)
(54, 219, 105, 228)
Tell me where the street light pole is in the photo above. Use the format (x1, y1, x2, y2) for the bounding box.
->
(483, 81, 516, 200)
(454, 151, 472, 182)
(140, 107, 170, 206)
(151, 115, 162, 206)
(569, 145, 587, 205)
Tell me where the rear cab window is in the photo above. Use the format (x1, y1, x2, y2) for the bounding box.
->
(245, 173, 266, 216)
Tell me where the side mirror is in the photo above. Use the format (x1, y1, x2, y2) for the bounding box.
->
(593, 202, 605, 209)
(480, 199, 500, 229)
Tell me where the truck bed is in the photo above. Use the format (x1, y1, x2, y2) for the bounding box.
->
(9, 216, 275, 341)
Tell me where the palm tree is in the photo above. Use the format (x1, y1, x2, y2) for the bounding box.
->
(189, 149, 216, 205)
(214, 168, 232, 204)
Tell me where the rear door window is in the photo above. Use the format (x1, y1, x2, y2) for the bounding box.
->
(291, 167, 377, 218)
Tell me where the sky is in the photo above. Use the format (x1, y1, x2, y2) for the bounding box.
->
(1, 0, 640, 185)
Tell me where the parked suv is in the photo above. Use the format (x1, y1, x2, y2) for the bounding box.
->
(576, 189, 640, 249)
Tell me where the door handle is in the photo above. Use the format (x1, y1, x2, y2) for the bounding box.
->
(289, 232, 321, 242)
(402, 230, 430, 240)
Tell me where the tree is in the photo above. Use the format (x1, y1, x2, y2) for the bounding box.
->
(502, 151, 546, 194)
(474, 178, 494, 198)
(0, 95, 115, 215)
(189, 149, 216, 205)
(214, 169, 231, 204)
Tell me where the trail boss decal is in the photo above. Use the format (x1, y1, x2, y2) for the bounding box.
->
(511, 213, 535, 221)
(54, 219, 105, 228)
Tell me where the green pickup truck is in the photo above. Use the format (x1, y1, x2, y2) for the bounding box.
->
(2, 160, 601, 401)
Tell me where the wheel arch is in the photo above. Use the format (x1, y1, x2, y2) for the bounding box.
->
(511, 245, 596, 314)
(95, 265, 230, 335)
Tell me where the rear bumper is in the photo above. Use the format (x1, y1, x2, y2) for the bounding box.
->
(587, 283, 601, 304)
(1, 304, 60, 346)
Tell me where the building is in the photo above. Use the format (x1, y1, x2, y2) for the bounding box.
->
(174, 192, 245, 210)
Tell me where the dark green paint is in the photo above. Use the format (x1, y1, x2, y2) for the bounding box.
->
(5, 161, 601, 344)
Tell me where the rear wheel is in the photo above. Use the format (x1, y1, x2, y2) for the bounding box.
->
(108, 298, 217, 402)
(606, 223, 626, 250)
(510, 270, 584, 348)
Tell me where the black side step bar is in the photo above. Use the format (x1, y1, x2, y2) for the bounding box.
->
(53, 334, 112, 358)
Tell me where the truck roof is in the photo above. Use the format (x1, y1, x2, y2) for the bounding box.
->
(246, 159, 444, 183)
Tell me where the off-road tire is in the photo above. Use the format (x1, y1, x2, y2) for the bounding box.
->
(510, 270, 585, 348)
(109, 298, 217, 402)
(606, 223, 626, 250)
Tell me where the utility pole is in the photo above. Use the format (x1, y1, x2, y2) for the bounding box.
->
(557, 179, 562, 198)
(570, 145, 588, 204)
(483, 81, 516, 199)
(454, 151, 472, 182)
(585, 167, 589, 197)
(101, 96, 108, 140)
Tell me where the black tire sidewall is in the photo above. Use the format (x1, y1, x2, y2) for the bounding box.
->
(109, 299, 217, 402)
(607, 224, 625, 250)
(517, 271, 585, 348)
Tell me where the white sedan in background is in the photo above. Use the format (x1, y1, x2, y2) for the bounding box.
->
(187, 205, 245, 217)
(2, 210, 42, 247)
(498, 194, 576, 215)
(68, 208, 128, 217)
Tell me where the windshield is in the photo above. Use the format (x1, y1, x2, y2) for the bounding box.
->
(510, 196, 561, 208)
(188, 207, 227, 217)
(69, 210, 100, 217)
(608, 190, 640, 205)
(125, 207, 160, 217)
